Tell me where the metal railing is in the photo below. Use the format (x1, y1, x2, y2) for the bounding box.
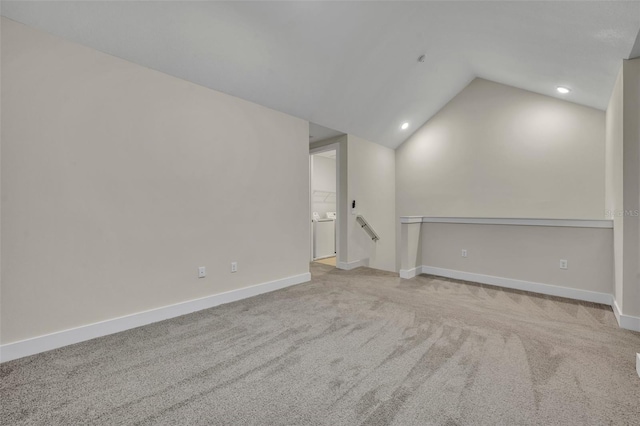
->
(356, 215, 380, 241)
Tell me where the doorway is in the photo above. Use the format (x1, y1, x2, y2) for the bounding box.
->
(310, 147, 338, 267)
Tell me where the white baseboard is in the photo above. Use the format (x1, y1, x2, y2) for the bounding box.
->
(613, 299, 623, 326)
(619, 313, 640, 332)
(420, 266, 613, 305)
(612, 299, 640, 332)
(337, 258, 368, 270)
(399, 267, 419, 279)
(0, 272, 311, 363)
(409, 265, 640, 336)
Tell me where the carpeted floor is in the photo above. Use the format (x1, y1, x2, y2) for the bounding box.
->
(2, 264, 640, 425)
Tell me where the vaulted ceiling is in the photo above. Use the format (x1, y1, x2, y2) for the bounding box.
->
(2, 1, 639, 149)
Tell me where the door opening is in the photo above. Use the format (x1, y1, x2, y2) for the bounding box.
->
(310, 148, 338, 267)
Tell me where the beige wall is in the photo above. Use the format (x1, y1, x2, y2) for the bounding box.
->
(621, 58, 640, 316)
(421, 223, 614, 295)
(347, 135, 396, 272)
(0, 17, 3, 344)
(604, 58, 640, 319)
(396, 78, 612, 299)
(1, 18, 310, 344)
(606, 67, 624, 309)
(396, 78, 606, 220)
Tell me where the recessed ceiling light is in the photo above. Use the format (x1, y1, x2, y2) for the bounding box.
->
(556, 86, 571, 94)
(401, 122, 409, 130)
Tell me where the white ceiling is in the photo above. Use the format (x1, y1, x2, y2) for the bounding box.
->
(2, 1, 639, 149)
(631, 25, 640, 59)
(309, 123, 345, 143)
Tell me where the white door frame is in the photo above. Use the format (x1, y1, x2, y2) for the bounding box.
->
(309, 143, 340, 264)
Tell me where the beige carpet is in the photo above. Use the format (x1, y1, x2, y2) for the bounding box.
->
(2, 264, 640, 425)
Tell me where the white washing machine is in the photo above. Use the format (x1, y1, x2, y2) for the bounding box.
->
(313, 215, 335, 260)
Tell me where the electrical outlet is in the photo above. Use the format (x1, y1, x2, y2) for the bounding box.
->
(198, 266, 206, 278)
(231, 262, 238, 273)
(560, 259, 568, 270)
(461, 249, 467, 258)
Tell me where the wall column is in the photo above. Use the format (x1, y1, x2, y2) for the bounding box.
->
(399, 218, 422, 278)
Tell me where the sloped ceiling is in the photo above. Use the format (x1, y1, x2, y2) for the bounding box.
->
(631, 24, 640, 59)
(2, 1, 639, 149)
(309, 123, 345, 143)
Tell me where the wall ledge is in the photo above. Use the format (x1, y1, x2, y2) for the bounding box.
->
(0, 272, 311, 363)
(399, 216, 423, 224)
(400, 216, 613, 228)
